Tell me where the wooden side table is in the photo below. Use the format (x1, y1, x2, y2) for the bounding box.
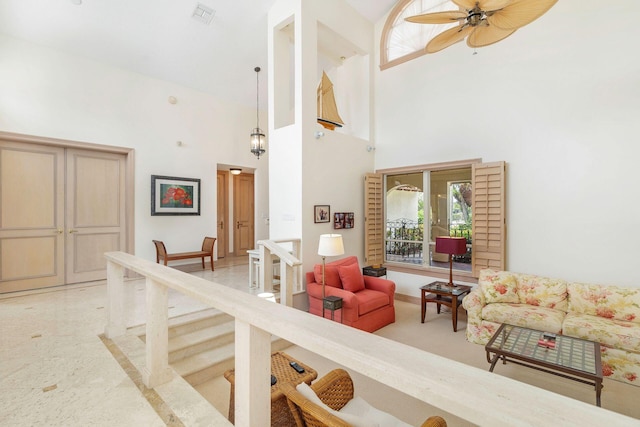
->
(224, 351, 317, 426)
(322, 296, 343, 322)
(420, 281, 472, 332)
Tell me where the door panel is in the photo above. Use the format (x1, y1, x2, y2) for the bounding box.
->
(66, 149, 126, 284)
(233, 173, 254, 255)
(0, 142, 65, 292)
(216, 171, 228, 258)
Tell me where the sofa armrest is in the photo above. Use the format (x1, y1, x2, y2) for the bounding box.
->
(307, 282, 358, 307)
(462, 288, 485, 324)
(363, 276, 396, 299)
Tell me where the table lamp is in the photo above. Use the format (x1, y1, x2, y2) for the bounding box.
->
(435, 236, 467, 287)
(317, 234, 344, 299)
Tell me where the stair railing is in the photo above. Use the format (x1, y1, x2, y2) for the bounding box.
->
(103, 251, 632, 427)
(256, 238, 302, 307)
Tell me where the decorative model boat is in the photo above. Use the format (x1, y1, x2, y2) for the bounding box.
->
(317, 71, 344, 130)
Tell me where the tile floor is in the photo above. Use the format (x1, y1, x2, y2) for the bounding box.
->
(0, 256, 252, 426)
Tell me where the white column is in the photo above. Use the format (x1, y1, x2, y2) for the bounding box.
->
(104, 260, 126, 338)
(234, 320, 271, 427)
(142, 277, 173, 388)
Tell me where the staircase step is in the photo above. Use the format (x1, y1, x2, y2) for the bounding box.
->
(168, 321, 235, 363)
(174, 336, 293, 386)
(129, 308, 233, 340)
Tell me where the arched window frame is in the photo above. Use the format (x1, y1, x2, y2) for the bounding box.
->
(380, 0, 458, 70)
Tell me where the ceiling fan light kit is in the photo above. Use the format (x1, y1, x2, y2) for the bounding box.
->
(406, 0, 558, 53)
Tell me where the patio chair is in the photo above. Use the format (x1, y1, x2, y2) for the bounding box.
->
(281, 369, 447, 427)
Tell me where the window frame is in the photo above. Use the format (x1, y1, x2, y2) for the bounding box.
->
(369, 158, 505, 281)
(380, 0, 458, 71)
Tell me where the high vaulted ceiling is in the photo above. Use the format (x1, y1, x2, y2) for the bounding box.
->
(0, 0, 397, 108)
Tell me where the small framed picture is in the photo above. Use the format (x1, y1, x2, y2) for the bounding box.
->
(151, 175, 201, 216)
(314, 205, 330, 223)
(334, 212, 354, 229)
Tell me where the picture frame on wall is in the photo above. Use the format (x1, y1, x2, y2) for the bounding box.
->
(334, 212, 354, 229)
(314, 205, 330, 223)
(151, 175, 201, 216)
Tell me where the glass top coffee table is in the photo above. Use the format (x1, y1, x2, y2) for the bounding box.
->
(485, 324, 603, 406)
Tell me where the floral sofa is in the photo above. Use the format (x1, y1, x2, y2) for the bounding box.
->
(462, 269, 640, 385)
(306, 256, 396, 332)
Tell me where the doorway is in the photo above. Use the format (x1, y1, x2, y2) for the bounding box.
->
(233, 173, 255, 255)
(0, 133, 132, 293)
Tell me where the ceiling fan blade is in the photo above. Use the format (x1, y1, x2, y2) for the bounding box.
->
(452, 0, 479, 10)
(467, 24, 516, 47)
(405, 11, 467, 25)
(476, 0, 513, 11)
(487, 0, 558, 30)
(426, 25, 474, 53)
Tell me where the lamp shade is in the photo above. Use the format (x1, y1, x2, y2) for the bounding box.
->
(318, 234, 344, 257)
(435, 236, 467, 255)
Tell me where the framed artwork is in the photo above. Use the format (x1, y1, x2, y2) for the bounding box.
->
(314, 205, 330, 223)
(334, 212, 354, 229)
(151, 175, 201, 216)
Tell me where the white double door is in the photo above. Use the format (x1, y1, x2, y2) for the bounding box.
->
(0, 141, 126, 293)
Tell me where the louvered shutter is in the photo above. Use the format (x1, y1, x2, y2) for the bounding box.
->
(472, 161, 506, 276)
(364, 173, 384, 266)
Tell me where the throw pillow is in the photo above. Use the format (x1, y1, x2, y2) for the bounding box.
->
(479, 269, 518, 304)
(338, 262, 366, 293)
(296, 383, 378, 427)
(314, 264, 342, 288)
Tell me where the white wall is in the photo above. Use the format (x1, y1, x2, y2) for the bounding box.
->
(374, 1, 640, 287)
(0, 34, 269, 262)
(268, 0, 374, 281)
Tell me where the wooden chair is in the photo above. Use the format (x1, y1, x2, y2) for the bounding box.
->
(280, 369, 447, 427)
(152, 237, 216, 271)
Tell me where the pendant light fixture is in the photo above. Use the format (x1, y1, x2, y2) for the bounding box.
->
(250, 66, 266, 159)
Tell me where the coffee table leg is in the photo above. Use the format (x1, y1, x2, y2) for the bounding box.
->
(421, 290, 426, 323)
(488, 353, 500, 372)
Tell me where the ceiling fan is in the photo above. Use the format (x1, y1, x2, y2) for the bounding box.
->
(405, 0, 558, 53)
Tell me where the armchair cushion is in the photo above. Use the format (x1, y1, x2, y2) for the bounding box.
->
(339, 262, 366, 293)
(341, 396, 412, 427)
(314, 264, 342, 288)
(296, 383, 376, 427)
(355, 289, 391, 316)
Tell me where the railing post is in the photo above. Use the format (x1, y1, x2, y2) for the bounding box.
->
(142, 277, 173, 388)
(259, 244, 274, 292)
(234, 319, 271, 427)
(104, 260, 126, 338)
(279, 264, 294, 306)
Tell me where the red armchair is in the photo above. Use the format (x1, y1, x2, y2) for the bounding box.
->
(306, 256, 396, 332)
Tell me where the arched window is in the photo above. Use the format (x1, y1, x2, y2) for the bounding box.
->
(380, 0, 458, 70)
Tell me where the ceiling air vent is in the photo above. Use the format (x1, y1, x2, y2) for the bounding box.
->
(192, 3, 215, 25)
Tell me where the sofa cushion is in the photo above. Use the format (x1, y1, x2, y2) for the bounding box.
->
(567, 282, 640, 323)
(479, 269, 518, 304)
(339, 262, 365, 293)
(313, 264, 342, 288)
(563, 313, 640, 354)
(353, 289, 390, 316)
(481, 303, 565, 333)
(515, 274, 568, 311)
